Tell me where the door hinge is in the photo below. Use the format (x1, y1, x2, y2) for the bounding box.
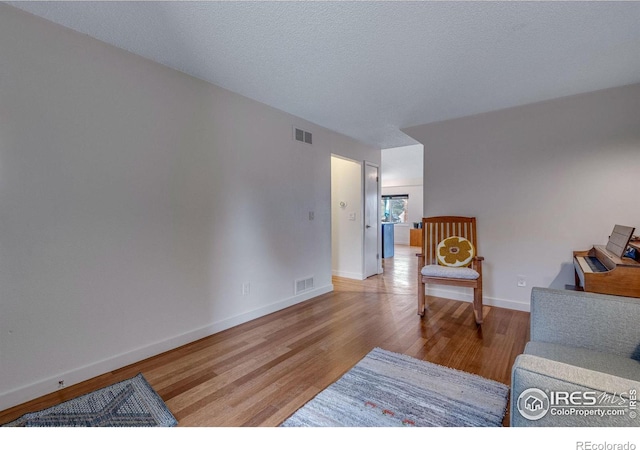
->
(376, 176, 379, 182)
(377, 253, 380, 259)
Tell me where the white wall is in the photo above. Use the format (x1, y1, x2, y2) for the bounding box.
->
(404, 84, 640, 311)
(0, 4, 379, 410)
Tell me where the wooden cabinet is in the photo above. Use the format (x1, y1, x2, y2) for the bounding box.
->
(410, 228, 423, 248)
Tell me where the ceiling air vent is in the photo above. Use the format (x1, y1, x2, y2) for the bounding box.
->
(293, 126, 312, 145)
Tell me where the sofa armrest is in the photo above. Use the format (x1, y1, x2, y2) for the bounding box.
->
(511, 354, 640, 427)
(530, 287, 640, 359)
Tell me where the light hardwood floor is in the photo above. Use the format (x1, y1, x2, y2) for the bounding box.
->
(0, 245, 529, 426)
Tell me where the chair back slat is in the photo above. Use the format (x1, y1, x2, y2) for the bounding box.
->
(422, 216, 478, 265)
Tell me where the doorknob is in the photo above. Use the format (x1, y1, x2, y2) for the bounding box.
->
(366, 225, 372, 229)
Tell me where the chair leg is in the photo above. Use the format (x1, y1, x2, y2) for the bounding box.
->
(473, 286, 483, 325)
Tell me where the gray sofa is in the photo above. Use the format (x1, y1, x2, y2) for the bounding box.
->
(510, 287, 640, 426)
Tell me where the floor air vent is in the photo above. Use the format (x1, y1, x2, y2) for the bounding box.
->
(295, 277, 314, 294)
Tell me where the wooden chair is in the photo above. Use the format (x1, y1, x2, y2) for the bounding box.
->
(417, 216, 484, 324)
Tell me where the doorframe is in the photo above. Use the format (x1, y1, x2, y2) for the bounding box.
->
(330, 156, 381, 280)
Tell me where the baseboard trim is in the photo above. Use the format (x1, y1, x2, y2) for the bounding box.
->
(426, 287, 530, 312)
(0, 284, 334, 412)
(331, 269, 365, 280)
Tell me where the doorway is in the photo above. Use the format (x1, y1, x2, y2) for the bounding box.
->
(330, 156, 380, 280)
(380, 144, 424, 248)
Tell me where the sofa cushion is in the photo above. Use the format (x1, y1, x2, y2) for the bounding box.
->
(525, 341, 640, 382)
(530, 288, 640, 360)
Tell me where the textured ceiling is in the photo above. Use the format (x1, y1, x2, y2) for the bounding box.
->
(382, 145, 424, 184)
(7, 1, 640, 149)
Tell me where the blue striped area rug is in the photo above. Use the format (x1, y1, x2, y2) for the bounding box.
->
(281, 347, 508, 427)
(3, 373, 177, 427)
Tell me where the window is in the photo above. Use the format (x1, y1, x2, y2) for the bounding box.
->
(381, 194, 408, 223)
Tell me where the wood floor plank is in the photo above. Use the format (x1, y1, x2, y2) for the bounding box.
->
(0, 245, 530, 426)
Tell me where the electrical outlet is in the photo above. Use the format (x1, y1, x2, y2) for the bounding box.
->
(58, 380, 65, 388)
(242, 282, 250, 296)
(517, 275, 527, 287)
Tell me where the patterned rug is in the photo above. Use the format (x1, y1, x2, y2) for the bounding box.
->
(3, 373, 177, 427)
(281, 347, 509, 427)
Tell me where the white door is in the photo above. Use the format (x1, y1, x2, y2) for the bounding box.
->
(364, 163, 379, 278)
